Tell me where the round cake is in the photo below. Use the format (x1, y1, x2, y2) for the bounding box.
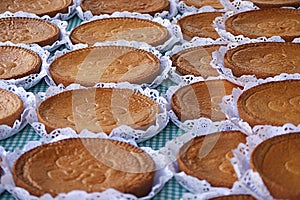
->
(251, 133, 300, 199)
(178, 12, 223, 40)
(182, 0, 224, 9)
(49, 46, 161, 86)
(0, 0, 72, 17)
(209, 195, 257, 200)
(0, 46, 42, 80)
(13, 138, 156, 197)
(0, 17, 60, 46)
(224, 42, 300, 78)
(70, 18, 169, 46)
(37, 88, 161, 134)
(249, 0, 300, 8)
(177, 131, 246, 188)
(0, 89, 24, 127)
(171, 45, 222, 77)
(237, 80, 300, 127)
(171, 80, 240, 122)
(80, 0, 170, 16)
(225, 9, 300, 42)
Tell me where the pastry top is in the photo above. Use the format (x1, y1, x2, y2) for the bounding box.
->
(171, 80, 240, 122)
(177, 131, 246, 188)
(225, 8, 300, 42)
(70, 17, 169, 46)
(49, 46, 161, 86)
(0, 17, 60, 46)
(80, 0, 170, 16)
(0, 0, 72, 17)
(224, 42, 300, 78)
(209, 195, 257, 200)
(238, 80, 300, 127)
(37, 88, 161, 134)
(178, 12, 222, 40)
(182, 0, 224, 9)
(249, 0, 300, 8)
(171, 45, 221, 77)
(0, 89, 24, 127)
(251, 133, 300, 199)
(0, 46, 42, 80)
(13, 138, 156, 197)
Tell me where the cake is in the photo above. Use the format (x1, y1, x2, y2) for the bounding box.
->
(225, 9, 300, 42)
(171, 45, 222, 77)
(224, 42, 300, 78)
(251, 133, 300, 199)
(0, 17, 60, 46)
(249, 0, 300, 8)
(37, 88, 161, 134)
(177, 12, 223, 40)
(237, 80, 300, 127)
(80, 0, 170, 16)
(0, 89, 23, 127)
(0, 0, 72, 17)
(49, 46, 161, 86)
(12, 138, 156, 197)
(171, 80, 240, 122)
(177, 131, 246, 188)
(209, 195, 257, 200)
(182, 0, 224, 9)
(0, 46, 42, 80)
(70, 17, 169, 46)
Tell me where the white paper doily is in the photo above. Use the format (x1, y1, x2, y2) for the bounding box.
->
(45, 40, 171, 88)
(0, 82, 36, 140)
(176, 0, 227, 14)
(0, 136, 173, 200)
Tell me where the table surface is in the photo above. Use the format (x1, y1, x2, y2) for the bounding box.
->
(0, 15, 190, 200)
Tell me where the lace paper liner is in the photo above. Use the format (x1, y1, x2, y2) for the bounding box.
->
(27, 83, 169, 143)
(0, 82, 36, 140)
(0, 11, 68, 52)
(0, 136, 173, 200)
(65, 11, 182, 52)
(75, 0, 178, 20)
(45, 40, 171, 89)
(176, 0, 227, 14)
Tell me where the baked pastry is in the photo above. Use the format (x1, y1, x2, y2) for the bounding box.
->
(238, 80, 300, 127)
(171, 45, 222, 77)
(182, 0, 224, 9)
(251, 133, 300, 199)
(80, 0, 170, 16)
(171, 80, 240, 122)
(249, 0, 300, 8)
(37, 88, 160, 134)
(0, 0, 73, 17)
(13, 138, 156, 197)
(70, 18, 169, 46)
(49, 46, 161, 86)
(209, 195, 257, 200)
(177, 131, 246, 188)
(0, 89, 23, 127)
(0, 46, 42, 80)
(177, 12, 222, 40)
(224, 42, 300, 78)
(225, 9, 300, 42)
(0, 17, 60, 46)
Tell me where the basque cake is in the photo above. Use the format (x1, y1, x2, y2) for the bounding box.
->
(251, 133, 300, 199)
(37, 88, 161, 134)
(249, 0, 300, 8)
(13, 138, 156, 197)
(182, 0, 224, 9)
(177, 131, 246, 188)
(209, 195, 256, 200)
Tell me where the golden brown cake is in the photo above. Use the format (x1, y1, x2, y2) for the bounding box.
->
(225, 9, 300, 42)
(80, 0, 170, 16)
(0, 17, 60, 46)
(171, 45, 222, 77)
(178, 12, 223, 40)
(49, 46, 161, 86)
(182, 0, 224, 9)
(70, 18, 169, 46)
(0, 89, 23, 127)
(209, 195, 257, 200)
(0, 46, 42, 80)
(177, 131, 246, 188)
(224, 42, 300, 78)
(13, 138, 156, 197)
(249, 0, 300, 8)
(251, 133, 300, 199)
(238, 80, 300, 127)
(0, 0, 73, 17)
(37, 88, 161, 134)
(171, 80, 240, 122)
